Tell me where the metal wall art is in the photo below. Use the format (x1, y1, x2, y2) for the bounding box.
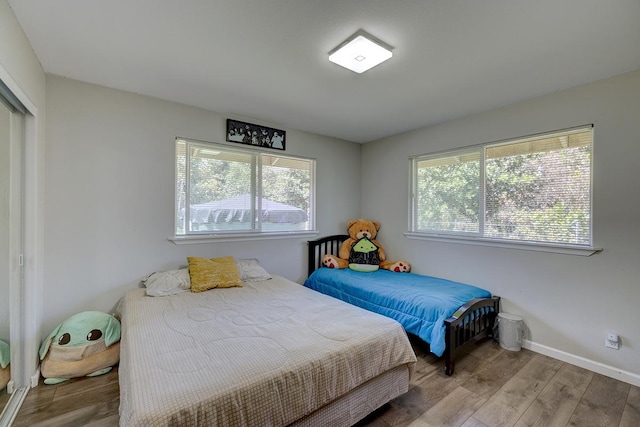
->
(226, 119, 286, 150)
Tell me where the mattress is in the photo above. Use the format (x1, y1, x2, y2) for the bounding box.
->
(304, 268, 492, 356)
(118, 275, 416, 426)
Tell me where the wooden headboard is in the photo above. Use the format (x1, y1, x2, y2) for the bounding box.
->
(307, 235, 349, 277)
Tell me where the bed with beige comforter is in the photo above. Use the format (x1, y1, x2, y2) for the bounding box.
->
(118, 275, 416, 426)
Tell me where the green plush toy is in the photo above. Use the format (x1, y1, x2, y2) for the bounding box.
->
(0, 339, 9, 390)
(39, 311, 121, 385)
(348, 237, 381, 272)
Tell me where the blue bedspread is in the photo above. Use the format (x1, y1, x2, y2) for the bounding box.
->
(303, 268, 491, 356)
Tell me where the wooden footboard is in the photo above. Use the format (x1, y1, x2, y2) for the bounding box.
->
(307, 235, 500, 376)
(444, 296, 500, 376)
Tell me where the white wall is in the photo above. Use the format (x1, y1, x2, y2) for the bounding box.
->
(362, 70, 640, 384)
(44, 76, 361, 334)
(0, 0, 46, 385)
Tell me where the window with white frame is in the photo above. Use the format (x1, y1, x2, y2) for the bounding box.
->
(175, 138, 315, 236)
(409, 126, 593, 247)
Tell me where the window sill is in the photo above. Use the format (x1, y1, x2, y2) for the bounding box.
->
(170, 230, 319, 245)
(404, 232, 602, 256)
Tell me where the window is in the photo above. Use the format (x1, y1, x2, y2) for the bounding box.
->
(175, 138, 315, 236)
(409, 126, 593, 248)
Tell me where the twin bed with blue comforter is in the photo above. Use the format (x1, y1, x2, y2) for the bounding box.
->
(304, 268, 491, 357)
(306, 235, 500, 375)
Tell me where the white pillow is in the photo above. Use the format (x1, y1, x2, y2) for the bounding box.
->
(142, 259, 271, 296)
(235, 259, 272, 282)
(142, 269, 191, 297)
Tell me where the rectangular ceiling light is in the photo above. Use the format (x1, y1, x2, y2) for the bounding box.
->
(329, 30, 393, 74)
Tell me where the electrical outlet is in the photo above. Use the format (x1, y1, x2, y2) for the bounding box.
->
(605, 333, 619, 350)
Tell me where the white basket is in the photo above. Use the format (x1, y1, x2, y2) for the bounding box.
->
(496, 313, 524, 351)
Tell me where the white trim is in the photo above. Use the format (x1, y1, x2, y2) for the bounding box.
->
(523, 340, 640, 387)
(22, 111, 42, 386)
(405, 232, 601, 256)
(0, 68, 36, 115)
(30, 368, 40, 388)
(170, 230, 319, 244)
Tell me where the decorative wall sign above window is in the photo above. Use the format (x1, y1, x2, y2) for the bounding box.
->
(226, 119, 286, 151)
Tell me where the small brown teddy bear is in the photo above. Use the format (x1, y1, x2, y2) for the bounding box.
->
(322, 219, 411, 272)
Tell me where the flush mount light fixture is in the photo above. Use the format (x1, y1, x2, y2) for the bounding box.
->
(328, 30, 393, 74)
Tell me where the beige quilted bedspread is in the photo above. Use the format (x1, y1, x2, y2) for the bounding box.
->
(118, 276, 416, 426)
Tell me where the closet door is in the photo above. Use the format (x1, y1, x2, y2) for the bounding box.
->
(0, 97, 11, 409)
(0, 81, 25, 426)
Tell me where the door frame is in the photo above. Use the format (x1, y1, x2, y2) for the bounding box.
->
(0, 64, 41, 426)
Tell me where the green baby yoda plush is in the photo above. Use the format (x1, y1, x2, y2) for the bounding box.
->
(39, 311, 121, 385)
(0, 339, 9, 390)
(348, 237, 381, 272)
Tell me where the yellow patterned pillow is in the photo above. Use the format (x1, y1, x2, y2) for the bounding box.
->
(187, 256, 243, 293)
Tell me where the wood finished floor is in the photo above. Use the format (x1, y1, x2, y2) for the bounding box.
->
(10, 337, 640, 427)
(0, 387, 9, 413)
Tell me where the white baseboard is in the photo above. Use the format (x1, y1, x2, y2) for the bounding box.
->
(523, 340, 640, 387)
(6, 379, 14, 395)
(31, 368, 40, 388)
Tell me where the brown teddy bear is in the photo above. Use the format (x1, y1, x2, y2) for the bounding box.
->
(322, 219, 411, 272)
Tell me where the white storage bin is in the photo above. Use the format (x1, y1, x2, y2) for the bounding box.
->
(497, 312, 523, 351)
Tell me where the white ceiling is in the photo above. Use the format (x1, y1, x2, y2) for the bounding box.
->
(8, 0, 640, 143)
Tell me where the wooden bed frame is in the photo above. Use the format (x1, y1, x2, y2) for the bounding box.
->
(307, 234, 500, 376)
